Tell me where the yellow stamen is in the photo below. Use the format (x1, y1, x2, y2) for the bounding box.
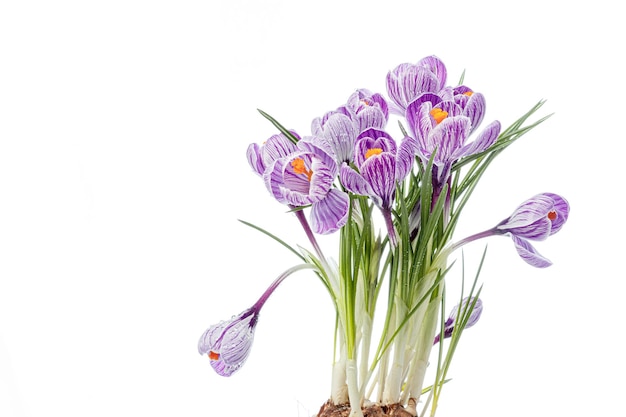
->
(365, 148, 383, 159)
(430, 108, 448, 124)
(291, 158, 313, 181)
(208, 351, 220, 361)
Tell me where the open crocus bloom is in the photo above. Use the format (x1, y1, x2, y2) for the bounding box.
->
(406, 92, 500, 186)
(264, 138, 349, 234)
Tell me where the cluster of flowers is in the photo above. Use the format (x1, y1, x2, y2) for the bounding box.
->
(198, 55, 569, 417)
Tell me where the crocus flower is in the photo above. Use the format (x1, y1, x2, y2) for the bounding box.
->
(340, 129, 417, 244)
(494, 193, 570, 267)
(433, 297, 483, 344)
(386, 55, 447, 115)
(198, 307, 259, 377)
(406, 93, 500, 186)
(199, 264, 315, 377)
(345, 88, 389, 133)
(264, 137, 349, 234)
(310, 111, 359, 165)
(451, 193, 570, 268)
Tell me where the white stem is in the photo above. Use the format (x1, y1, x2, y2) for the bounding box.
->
(382, 299, 408, 404)
(331, 356, 348, 404)
(346, 358, 364, 417)
(358, 315, 372, 394)
(405, 299, 440, 408)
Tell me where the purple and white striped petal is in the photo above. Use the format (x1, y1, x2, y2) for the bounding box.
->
(543, 192, 570, 234)
(310, 188, 350, 234)
(247, 133, 299, 176)
(428, 116, 472, 163)
(340, 163, 380, 207)
(311, 107, 352, 136)
(247, 143, 265, 176)
(461, 92, 486, 133)
(511, 235, 553, 268)
(359, 152, 397, 210)
(320, 113, 358, 163)
(406, 93, 443, 150)
(354, 106, 388, 133)
(452, 120, 500, 160)
(386, 63, 440, 114)
(417, 55, 447, 91)
(395, 135, 418, 182)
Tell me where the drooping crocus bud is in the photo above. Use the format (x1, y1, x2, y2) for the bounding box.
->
(450, 193, 570, 268)
(198, 264, 315, 377)
(434, 297, 483, 344)
(495, 192, 570, 268)
(198, 308, 259, 377)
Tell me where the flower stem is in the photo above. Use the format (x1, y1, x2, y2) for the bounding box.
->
(252, 263, 317, 311)
(294, 208, 328, 263)
(449, 227, 497, 253)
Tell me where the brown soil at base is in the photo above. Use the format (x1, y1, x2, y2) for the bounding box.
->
(316, 401, 414, 417)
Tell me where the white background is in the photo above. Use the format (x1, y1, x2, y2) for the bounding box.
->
(1, 1, 624, 416)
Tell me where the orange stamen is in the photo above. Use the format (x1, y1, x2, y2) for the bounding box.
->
(208, 351, 220, 361)
(365, 148, 383, 159)
(430, 108, 448, 124)
(464, 91, 474, 97)
(361, 98, 373, 106)
(291, 158, 313, 181)
(547, 210, 557, 221)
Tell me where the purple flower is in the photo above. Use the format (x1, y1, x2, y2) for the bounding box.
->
(341, 130, 415, 211)
(495, 193, 570, 267)
(452, 193, 570, 268)
(198, 307, 259, 377)
(310, 111, 359, 164)
(406, 93, 500, 185)
(265, 137, 349, 234)
(198, 264, 313, 377)
(340, 129, 417, 244)
(345, 88, 389, 133)
(433, 297, 483, 344)
(386, 55, 447, 115)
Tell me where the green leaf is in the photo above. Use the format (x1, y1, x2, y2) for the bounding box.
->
(257, 109, 300, 144)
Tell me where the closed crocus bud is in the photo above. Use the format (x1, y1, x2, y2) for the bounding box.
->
(451, 193, 570, 268)
(434, 297, 483, 344)
(198, 264, 315, 377)
(198, 307, 259, 377)
(496, 193, 570, 268)
(496, 193, 569, 240)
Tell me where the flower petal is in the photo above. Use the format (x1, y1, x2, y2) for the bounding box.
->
(543, 192, 570, 234)
(452, 120, 500, 160)
(511, 235, 553, 268)
(340, 163, 380, 206)
(310, 188, 350, 234)
(360, 152, 396, 210)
